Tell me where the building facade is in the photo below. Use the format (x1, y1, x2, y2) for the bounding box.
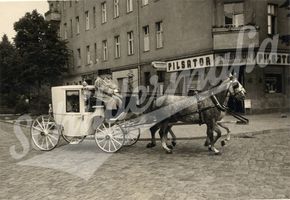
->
(45, 0, 290, 113)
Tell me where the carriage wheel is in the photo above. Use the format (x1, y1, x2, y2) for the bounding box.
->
(31, 115, 60, 151)
(95, 123, 125, 153)
(62, 134, 86, 144)
(123, 127, 140, 147)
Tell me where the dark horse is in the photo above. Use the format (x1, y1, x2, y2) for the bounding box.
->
(146, 75, 246, 154)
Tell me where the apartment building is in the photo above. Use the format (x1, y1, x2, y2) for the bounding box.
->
(45, 0, 290, 113)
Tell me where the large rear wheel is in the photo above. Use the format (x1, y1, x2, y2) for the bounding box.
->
(31, 115, 60, 151)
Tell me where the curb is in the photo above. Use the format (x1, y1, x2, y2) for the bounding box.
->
(1, 120, 289, 141)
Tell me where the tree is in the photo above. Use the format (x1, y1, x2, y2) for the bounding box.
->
(13, 10, 70, 112)
(0, 34, 22, 108)
(14, 10, 69, 90)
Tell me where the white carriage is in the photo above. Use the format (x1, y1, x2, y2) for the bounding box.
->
(30, 83, 140, 153)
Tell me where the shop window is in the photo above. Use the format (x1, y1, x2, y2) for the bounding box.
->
(265, 74, 282, 93)
(66, 90, 80, 112)
(224, 2, 244, 27)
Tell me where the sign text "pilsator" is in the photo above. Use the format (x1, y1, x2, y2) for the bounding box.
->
(167, 55, 214, 72)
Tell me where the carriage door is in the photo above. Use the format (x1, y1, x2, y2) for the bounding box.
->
(63, 90, 84, 137)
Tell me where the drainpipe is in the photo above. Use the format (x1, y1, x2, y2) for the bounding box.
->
(136, 0, 141, 86)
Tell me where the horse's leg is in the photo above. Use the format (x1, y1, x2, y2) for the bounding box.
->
(146, 124, 158, 148)
(168, 126, 177, 147)
(160, 123, 172, 154)
(206, 123, 221, 155)
(217, 122, 231, 146)
(213, 123, 222, 145)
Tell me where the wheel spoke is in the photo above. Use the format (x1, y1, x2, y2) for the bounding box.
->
(32, 126, 43, 133)
(36, 120, 44, 131)
(102, 140, 108, 149)
(111, 139, 117, 151)
(47, 135, 55, 147)
(45, 137, 49, 149)
(111, 137, 122, 146)
(97, 128, 107, 136)
(40, 136, 45, 148)
(108, 139, 111, 152)
(48, 133, 58, 141)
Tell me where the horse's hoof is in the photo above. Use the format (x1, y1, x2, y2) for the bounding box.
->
(172, 141, 177, 147)
(166, 150, 173, 154)
(168, 145, 173, 150)
(146, 143, 156, 148)
(214, 151, 222, 155)
(204, 141, 209, 147)
(221, 140, 226, 146)
(208, 147, 213, 152)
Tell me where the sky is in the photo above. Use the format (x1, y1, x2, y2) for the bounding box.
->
(0, 0, 49, 42)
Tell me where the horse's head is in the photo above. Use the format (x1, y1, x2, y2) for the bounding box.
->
(228, 75, 246, 101)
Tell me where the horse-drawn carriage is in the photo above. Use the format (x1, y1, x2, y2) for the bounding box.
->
(31, 74, 248, 154)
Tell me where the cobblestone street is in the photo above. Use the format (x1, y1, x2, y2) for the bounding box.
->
(1, 121, 290, 200)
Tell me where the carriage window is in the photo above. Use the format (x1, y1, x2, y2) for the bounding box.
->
(66, 90, 80, 112)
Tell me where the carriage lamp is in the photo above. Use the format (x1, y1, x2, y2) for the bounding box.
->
(82, 81, 88, 87)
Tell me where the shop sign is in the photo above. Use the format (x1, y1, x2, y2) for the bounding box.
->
(215, 52, 256, 66)
(166, 54, 214, 72)
(257, 52, 290, 66)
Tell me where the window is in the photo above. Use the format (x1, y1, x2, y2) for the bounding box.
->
(94, 43, 97, 63)
(265, 67, 283, 94)
(142, 0, 148, 6)
(86, 45, 91, 65)
(77, 48, 81, 66)
(66, 91, 80, 113)
(76, 16, 80, 34)
(102, 40, 108, 61)
(101, 2, 107, 23)
(85, 11, 90, 30)
(70, 19, 73, 37)
(115, 35, 121, 58)
(127, 0, 133, 12)
(156, 21, 163, 48)
(64, 23, 68, 39)
(144, 72, 151, 86)
(114, 0, 120, 18)
(127, 31, 134, 55)
(157, 71, 165, 82)
(93, 7, 96, 28)
(224, 2, 244, 27)
(143, 25, 150, 51)
(267, 4, 277, 35)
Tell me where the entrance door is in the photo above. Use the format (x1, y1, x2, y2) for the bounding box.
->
(227, 66, 245, 113)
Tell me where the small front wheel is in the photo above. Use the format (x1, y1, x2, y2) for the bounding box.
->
(31, 115, 60, 151)
(95, 123, 125, 153)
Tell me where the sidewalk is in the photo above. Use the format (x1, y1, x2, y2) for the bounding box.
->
(0, 112, 289, 140)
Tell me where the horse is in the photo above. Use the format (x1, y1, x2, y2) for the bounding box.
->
(146, 75, 246, 155)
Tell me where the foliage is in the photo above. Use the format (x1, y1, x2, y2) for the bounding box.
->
(14, 10, 70, 88)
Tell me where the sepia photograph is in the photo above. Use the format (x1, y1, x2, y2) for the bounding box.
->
(0, 0, 290, 199)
